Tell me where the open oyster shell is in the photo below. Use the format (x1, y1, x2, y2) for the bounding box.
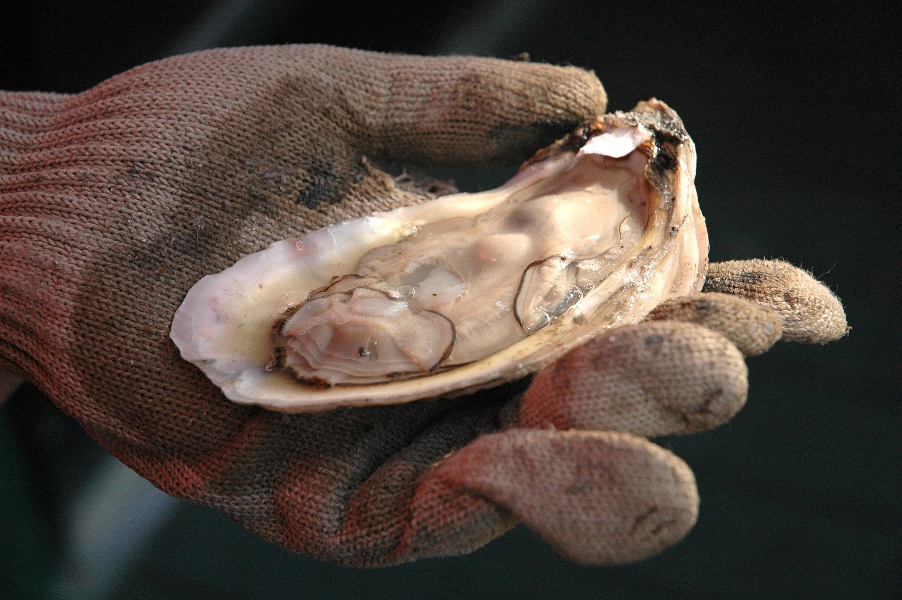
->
(171, 99, 708, 412)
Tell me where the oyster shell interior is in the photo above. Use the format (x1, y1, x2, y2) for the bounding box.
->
(171, 100, 708, 412)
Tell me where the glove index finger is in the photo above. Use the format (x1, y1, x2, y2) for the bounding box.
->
(703, 259, 849, 344)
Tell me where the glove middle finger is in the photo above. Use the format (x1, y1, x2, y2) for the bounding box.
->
(517, 320, 748, 436)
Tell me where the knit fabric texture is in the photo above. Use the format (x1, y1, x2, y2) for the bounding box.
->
(0, 46, 846, 566)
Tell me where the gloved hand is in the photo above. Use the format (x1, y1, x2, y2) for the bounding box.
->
(0, 45, 845, 566)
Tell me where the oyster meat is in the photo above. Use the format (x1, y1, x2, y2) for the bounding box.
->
(170, 100, 708, 412)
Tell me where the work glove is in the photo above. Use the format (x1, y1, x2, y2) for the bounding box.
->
(0, 45, 846, 566)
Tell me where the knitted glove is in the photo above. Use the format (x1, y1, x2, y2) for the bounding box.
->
(0, 45, 845, 566)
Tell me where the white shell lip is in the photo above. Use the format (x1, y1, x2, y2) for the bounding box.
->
(170, 99, 708, 412)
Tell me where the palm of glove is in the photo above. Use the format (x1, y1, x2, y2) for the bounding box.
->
(0, 46, 846, 566)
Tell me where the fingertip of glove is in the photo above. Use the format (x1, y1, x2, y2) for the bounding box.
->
(703, 259, 849, 344)
(498, 58, 606, 108)
(544, 63, 608, 116)
(466, 59, 607, 164)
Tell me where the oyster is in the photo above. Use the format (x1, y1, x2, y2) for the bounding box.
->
(170, 99, 708, 412)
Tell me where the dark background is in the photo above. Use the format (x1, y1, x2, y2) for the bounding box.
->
(1, 1, 899, 598)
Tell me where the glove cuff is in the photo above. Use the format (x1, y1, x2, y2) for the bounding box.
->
(0, 91, 79, 382)
(1, 89, 73, 169)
